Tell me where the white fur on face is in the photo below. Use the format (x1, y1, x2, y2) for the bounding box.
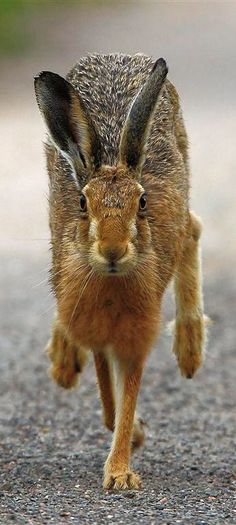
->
(129, 219, 137, 241)
(89, 218, 98, 241)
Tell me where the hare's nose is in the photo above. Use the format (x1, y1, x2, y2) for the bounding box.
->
(99, 243, 127, 263)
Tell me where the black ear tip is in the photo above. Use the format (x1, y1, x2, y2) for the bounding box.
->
(34, 71, 52, 90)
(152, 57, 168, 78)
(34, 71, 71, 100)
(35, 70, 65, 84)
(34, 73, 41, 87)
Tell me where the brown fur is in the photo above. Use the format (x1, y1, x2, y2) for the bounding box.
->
(172, 212, 206, 378)
(35, 53, 206, 490)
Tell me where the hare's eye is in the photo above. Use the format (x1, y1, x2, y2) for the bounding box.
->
(139, 194, 147, 211)
(79, 194, 87, 212)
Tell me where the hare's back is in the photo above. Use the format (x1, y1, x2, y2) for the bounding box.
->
(67, 53, 177, 168)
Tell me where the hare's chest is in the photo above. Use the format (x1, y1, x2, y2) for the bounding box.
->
(60, 278, 158, 352)
(68, 290, 142, 350)
(74, 299, 159, 361)
(73, 297, 127, 346)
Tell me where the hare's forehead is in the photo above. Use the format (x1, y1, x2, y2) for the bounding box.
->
(84, 179, 143, 209)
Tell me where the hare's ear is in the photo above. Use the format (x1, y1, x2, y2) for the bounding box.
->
(118, 58, 168, 177)
(34, 71, 101, 180)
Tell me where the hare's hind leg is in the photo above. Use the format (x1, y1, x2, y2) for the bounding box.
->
(46, 314, 88, 388)
(94, 352, 145, 450)
(172, 211, 206, 378)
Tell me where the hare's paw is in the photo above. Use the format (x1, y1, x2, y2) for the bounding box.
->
(131, 417, 146, 451)
(49, 360, 79, 389)
(46, 337, 79, 388)
(103, 470, 141, 490)
(172, 316, 207, 378)
(103, 456, 141, 490)
(46, 331, 87, 389)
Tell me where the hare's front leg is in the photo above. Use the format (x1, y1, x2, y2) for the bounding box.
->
(46, 314, 88, 388)
(94, 352, 145, 449)
(94, 352, 115, 432)
(103, 357, 143, 490)
(172, 211, 207, 378)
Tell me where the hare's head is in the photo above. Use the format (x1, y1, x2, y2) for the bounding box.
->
(34, 58, 168, 276)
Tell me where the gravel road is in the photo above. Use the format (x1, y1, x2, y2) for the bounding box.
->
(0, 257, 235, 524)
(0, 2, 236, 523)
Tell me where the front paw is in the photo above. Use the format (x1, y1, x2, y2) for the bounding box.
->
(46, 337, 80, 388)
(103, 469, 141, 490)
(49, 361, 79, 389)
(172, 316, 207, 378)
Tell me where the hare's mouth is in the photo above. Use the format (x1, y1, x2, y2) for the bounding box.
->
(96, 260, 135, 277)
(108, 261, 118, 274)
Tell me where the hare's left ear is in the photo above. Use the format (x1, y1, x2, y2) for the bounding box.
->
(34, 71, 101, 180)
(118, 58, 168, 177)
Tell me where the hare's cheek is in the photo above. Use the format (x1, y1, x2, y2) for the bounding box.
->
(71, 225, 78, 242)
(77, 220, 90, 245)
(136, 220, 152, 249)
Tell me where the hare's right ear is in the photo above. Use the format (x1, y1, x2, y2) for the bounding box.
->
(34, 72, 101, 182)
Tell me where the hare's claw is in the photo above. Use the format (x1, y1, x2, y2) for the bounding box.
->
(103, 470, 141, 490)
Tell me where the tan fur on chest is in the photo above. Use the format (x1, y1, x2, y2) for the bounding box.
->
(58, 271, 160, 359)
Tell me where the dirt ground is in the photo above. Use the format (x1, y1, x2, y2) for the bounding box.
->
(0, 2, 235, 524)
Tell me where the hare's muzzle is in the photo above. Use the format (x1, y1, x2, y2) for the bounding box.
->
(98, 242, 128, 274)
(89, 239, 136, 276)
(99, 243, 127, 263)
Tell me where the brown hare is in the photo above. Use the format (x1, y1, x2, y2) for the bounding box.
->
(34, 53, 206, 490)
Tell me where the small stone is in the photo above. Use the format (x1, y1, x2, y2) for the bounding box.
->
(205, 490, 219, 497)
(158, 497, 167, 504)
(124, 492, 136, 498)
(1, 483, 11, 491)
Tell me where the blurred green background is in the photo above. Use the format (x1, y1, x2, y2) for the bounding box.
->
(0, 0, 45, 55)
(0, 0, 101, 55)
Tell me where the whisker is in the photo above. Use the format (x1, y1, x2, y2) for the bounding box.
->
(62, 268, 95, 344)
(37, 257, 90, 317)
